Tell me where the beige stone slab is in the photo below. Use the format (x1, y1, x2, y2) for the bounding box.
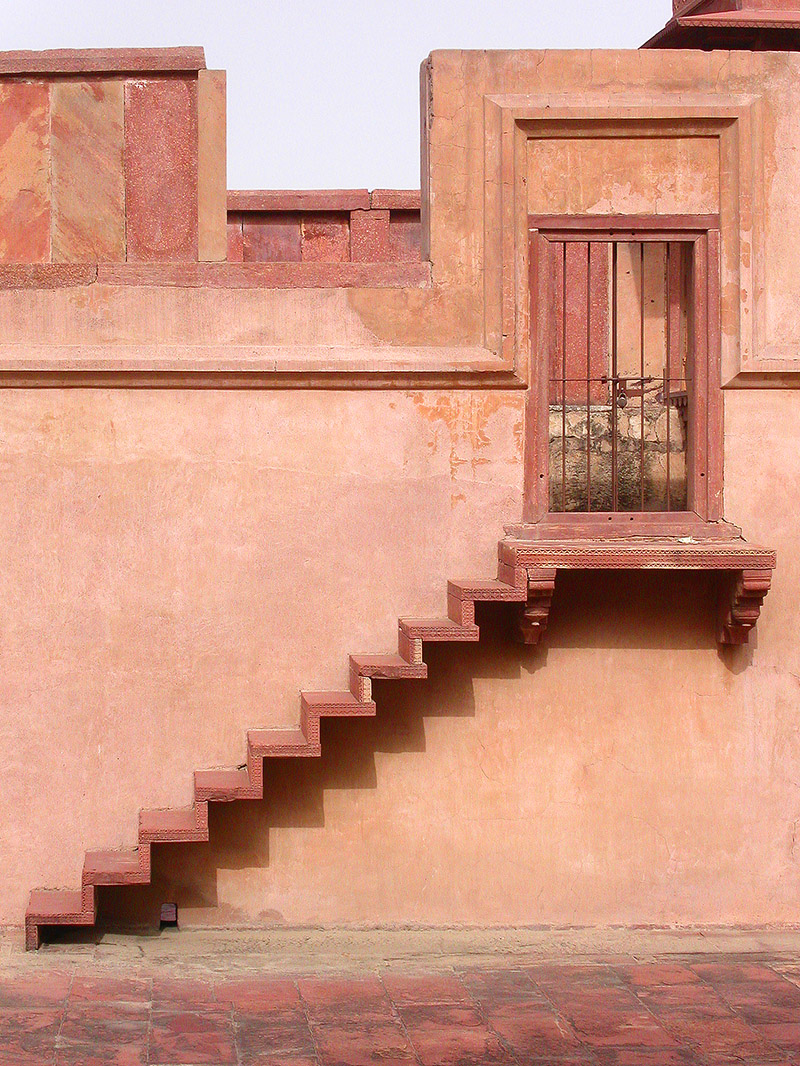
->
(0, 82, 49, 263)
(197, 70, 226, 262)
(527, 136, 720, 217)
(51, 80, 125, 262)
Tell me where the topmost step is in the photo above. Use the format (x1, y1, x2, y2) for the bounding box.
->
(448, 579, 527, 601)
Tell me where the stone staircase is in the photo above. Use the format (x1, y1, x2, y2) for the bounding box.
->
(25, 553, 530, 949)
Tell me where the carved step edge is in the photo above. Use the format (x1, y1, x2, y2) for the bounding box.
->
(25, 549, 528, 949)
(500, 536, 777, 648)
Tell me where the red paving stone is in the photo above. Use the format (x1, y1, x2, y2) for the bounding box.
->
(1, 956, 800, 1063)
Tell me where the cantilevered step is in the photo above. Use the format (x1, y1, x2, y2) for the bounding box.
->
(194, 768, 259, 802)
(84, 849, 147, 886)
(139, 806, 209, 844)
(399, 617, 480, 642)
(349, 654, 428, 679)
(447, 579, 527, 601)
(248, 728, 317, 757)
(27, 888, 91, 923)
(25, 888, 95, 950)
(301, 691, 377, 717)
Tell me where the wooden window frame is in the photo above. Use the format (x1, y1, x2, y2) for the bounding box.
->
(523, 214, 723, 536)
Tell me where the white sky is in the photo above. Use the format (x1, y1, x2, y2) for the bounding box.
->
(6, 0, 673, 190)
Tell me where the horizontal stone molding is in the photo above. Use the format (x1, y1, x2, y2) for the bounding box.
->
(0, 344, 525, 389)
(96, 261, 431, 288)
(0, 47, 206, 76)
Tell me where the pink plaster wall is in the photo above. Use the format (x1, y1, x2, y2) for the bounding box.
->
(2, 45, 800, 934)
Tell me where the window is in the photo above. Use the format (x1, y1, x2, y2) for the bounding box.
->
(525, 215, 722, 531)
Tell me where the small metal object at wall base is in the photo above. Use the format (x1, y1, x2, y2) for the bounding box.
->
(516, 568, 557, 645)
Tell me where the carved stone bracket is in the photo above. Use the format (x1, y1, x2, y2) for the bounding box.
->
(516, 567, 557, 645)
(717, 567, 774, 645)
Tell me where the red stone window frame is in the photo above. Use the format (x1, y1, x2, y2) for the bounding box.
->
(523, 214, 723, 535)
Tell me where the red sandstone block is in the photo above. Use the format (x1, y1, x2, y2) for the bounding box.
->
(139, 805, 207, 843)
(0, 81, 50, 263)
(299, 976, 398, 1030)
(350, 208, 392, 262)
(194, 768, 256, 801)
(349, 654, 427, 679)
(248, 727, 314, 756)
(484, 1002, 583, 1058)
(152, 977, 219, 1010)
(0, 264, 95, 288)
(149, 1010, 235, 1065)
(383, 974, 472, 1007)
(55, 1008, 149, 1064)
(389, 210, 422, 262)
(460, 968, 543, 1004)
(399, 1004, 514, 1065)
(227, 216, 243, 262)
(0, 1011, 62, 1063)
(70, 975, 151, 1003)
(312, 1020, 417, 1063)
(83, 848, 145, 885)
(243, 212, 301, 262)
(616, 963, 700, 988)
(213, 977, 301, 1011)
(447, 579, 527, 601)
(124, 77, 198, 261)
(228, 189, 369, 212)
(0, 971, 71, 1008)
(235, 1009, 316, 1058)
(346, 208, 422, 263)
(301, 213, 349, 262)
(298, 976, 388, 1008)
(399, 617, 479, 641)
(301, 691, 374, 711)
(371, 189, 421, 210)
(0, 47, 206, 76)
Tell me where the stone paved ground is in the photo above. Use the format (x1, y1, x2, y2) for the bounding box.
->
(2, 929, 800, 1064)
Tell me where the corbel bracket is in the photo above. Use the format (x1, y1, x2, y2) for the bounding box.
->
(516, 567, 557, 645)
(717, 567, 773, 645)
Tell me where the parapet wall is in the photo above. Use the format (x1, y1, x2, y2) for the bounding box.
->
(0, 48, 226, 264)
(226, 190, 421, 265)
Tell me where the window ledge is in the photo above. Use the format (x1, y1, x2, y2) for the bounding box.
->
(499, 533, 776, 647)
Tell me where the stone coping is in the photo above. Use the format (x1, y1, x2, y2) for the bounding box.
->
(0, 47, 206, 76)
(227, 190, 421, 213)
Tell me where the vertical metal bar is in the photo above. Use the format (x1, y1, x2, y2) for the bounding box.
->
(562, 242, 567, 513)
(586, 241, 592, 513)
(665, 242, 671, 512)
(644, 241, 648, 511)
(611, 242, 618, 512)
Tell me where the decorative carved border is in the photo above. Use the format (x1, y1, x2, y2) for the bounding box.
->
(501, 539, 776, 571)
(482, 93, 768, 389)
(0, 344, 520, 391)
